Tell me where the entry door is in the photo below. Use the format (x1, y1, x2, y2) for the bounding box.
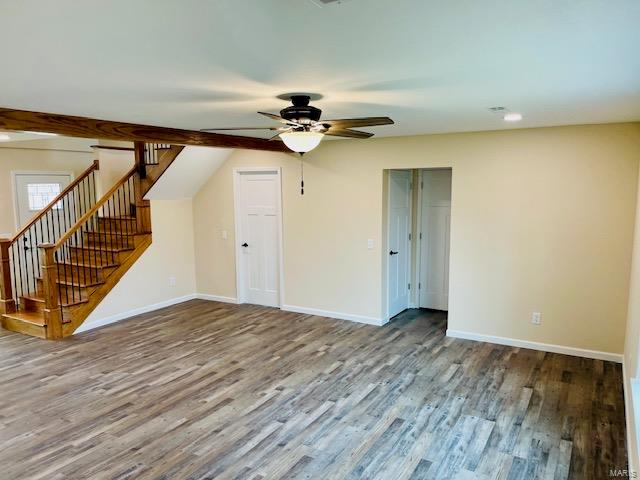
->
(14, 173, 72, 230)
(419, 170, 452, 310)
(236, 171, 281, 307)
(13, 172, 73, 295)
(387, 170, 412, 318)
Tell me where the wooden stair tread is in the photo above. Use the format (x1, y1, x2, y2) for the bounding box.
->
(98, 216, 136, 221)
(2, 311, 46, 326)
(57, 278, 104, 288)
(70, 244, 134, 253)
(86, 230, 138, 236)
(56, 260, 119, 269)
(22, 293, 88, 308)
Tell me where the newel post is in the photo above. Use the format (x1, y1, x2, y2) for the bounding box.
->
(39, 243, 63, 339)
(134, 141, 147, 180)
(133, 141, 152, 234)
(0, 238, 16, 314)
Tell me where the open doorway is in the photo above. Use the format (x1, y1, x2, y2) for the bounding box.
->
(384, 168, 452, 321)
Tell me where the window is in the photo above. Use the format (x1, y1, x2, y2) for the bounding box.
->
(27, 183, 62, 211)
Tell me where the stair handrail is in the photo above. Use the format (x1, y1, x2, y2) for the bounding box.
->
(50, 166, 138, 250)
(0, 159, 101, 316)
(9, 159, 100, 243)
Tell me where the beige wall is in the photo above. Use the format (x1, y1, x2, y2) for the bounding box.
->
(0, 140, 95, 235)
(81, 199, 197, 329)
(193, 123, 640, 354)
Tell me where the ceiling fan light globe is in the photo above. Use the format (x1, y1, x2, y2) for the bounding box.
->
(280, 131, 324, 153)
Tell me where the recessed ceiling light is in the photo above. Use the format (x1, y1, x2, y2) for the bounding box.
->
(503, 112, 523, 122)
(23, 131, 58, 136)
(0, 133, 10, 141)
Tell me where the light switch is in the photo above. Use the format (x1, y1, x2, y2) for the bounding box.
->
(367, 239, 375, 249)
(221, 230, 228, 240)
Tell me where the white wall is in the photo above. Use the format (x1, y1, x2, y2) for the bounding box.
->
(193, 123, 640, 356)
(146, 146, 231, 200)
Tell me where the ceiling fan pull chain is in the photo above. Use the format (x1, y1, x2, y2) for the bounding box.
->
(300, 153, 305, 195)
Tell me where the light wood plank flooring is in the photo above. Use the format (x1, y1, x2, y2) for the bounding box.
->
(0, 300, 627, 479)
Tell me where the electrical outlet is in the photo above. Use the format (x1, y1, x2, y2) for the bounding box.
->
(168, 276, 177, 287)
(531, 312, 541, 325)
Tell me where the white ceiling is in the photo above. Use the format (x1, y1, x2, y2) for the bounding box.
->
(0, 0, 638, 139)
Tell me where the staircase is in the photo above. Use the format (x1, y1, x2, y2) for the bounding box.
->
(0, 142, 184, 339)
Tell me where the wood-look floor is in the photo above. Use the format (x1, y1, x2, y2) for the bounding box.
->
(0, 300, 627, 479)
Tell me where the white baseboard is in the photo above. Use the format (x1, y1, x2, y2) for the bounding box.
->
(282, 304, 384, 326)
(75, 294, 198, 334)
(196, 294, 238, 304)
(446, 329, 623, 363)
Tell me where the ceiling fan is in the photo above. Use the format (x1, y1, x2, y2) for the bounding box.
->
(201, 94, 394, 154)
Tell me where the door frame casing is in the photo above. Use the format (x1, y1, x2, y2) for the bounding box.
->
(11, 170, 75, 231)
(385, 169, 413, 321)
(232, 167, 285, 307)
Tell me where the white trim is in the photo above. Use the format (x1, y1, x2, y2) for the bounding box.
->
(232, 167, 285, 308)
(282, 304, 384, 326)
(446, 329, 623, 363)
(196, 293, 238, 304)
(623, 360, 638, 477)
(11, 170, 75, 230)
(74, 294, 197, 334)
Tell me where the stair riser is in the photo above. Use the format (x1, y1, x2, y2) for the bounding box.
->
(20, 297, 45, 314)
(36, 279, 91, 302)
(97, 218, 137, 230)
(69, 248, 122, 264)
(83, 236, 134, 249)
(1, 316, 46, 339)
(91, 225, 138, 235)
(55, 265, 103, 283)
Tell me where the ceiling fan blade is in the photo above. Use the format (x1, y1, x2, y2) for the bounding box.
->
(257, 111, 301, 126)
(321, 117, 394, 128)
(200, 127, 281, 132)
(268, 131, 286, 141)
(324, 128, 375, 139)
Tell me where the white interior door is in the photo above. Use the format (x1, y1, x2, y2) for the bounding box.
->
(236, 170, 281, 307)
(387, 170, 412, 318)
(419, 169, 452, 310)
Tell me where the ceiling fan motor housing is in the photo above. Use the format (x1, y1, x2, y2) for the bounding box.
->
(280, 95, 322, 125)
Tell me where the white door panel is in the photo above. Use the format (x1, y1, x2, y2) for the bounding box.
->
(237, 171, 281, 307)
(13, 173, 73, 292)
(419, 170, 452, 311)
(387, 170, 411, 318)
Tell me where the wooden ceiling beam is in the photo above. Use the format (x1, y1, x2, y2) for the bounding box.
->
(0, 107, 289, 152)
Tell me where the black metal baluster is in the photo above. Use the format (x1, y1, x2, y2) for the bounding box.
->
(65, 196, 75, 304)
(61, 197, 69, 306)
(108, 196, 116, 263)
(78, 178, 90, 280)
(57, 260, 63, 322)
(35, 220, 42, 283)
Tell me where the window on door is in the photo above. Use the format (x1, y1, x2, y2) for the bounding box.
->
(27, 183, 63, 210)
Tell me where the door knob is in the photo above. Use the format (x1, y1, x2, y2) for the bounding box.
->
(241, 243, 249, 247)
(389, 250, 398, 255)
